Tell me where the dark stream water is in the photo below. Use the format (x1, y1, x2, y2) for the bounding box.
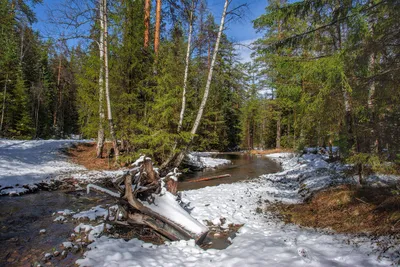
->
(0, 190, 113, 267)
(179, 153, 281, 191)
(0, 153, 280, 266)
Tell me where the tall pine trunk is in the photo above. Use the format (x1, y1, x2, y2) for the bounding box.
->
(103, 0, 120, 159)
(154, 0, 161, 55)
(174, 0, 229, 167)
(96, 0, 105, 158)
(144, 0, 150, 49)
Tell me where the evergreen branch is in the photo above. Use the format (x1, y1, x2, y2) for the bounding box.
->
(273, 0, 389, 48)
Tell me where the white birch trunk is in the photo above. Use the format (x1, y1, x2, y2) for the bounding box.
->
(96, 0, 105, 158)
(103, 0, 119, 158)
(0, 75, 8, 135)
(174, 0, 229, 167)
(177, 9, 194, 133)
(160, 4, 195, 170)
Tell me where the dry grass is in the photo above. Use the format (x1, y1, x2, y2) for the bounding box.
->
(250, 148, 294, 155)
(66, 142, 120, 170)
(270, 185, 400, 235)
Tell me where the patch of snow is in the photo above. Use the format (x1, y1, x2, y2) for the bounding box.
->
(199, 156, 230, 168)
(73, 206, 109, 221)
(62, 241, 73, 249)
(74, 223, 93, 233)
(54, 216, 67, 222)
(57, 209, 74, 216)
(185, 152, 231, 169)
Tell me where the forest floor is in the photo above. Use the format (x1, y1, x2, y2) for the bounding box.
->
(66, 142, 119, 170)
(269, 184, 400, 236)
(1, 140, 399, 266)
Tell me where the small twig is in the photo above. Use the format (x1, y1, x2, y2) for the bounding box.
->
(355, 197, 369, 205)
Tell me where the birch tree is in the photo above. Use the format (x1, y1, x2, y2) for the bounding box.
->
(174, 0, 230, 167)
(161, 0, 197, 169)
(96, 0, 106, 158)
(103, 0, 120, 158)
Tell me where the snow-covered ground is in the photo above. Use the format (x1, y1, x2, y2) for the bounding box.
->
(1, 140, 398, 265)
(0, 139, 125, 195)
(0, 139, 86, 195)
(76, 153, 399, 266)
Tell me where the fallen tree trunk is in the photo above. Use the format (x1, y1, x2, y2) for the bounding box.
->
(187, 174, 231, 183)
(87, 156, 208, 244)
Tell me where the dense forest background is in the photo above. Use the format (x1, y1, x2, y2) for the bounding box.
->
(0, 0, 399, 167)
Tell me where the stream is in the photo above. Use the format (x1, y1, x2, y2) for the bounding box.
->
(0, 153, 281, 266)
(179, 153, 281, 191)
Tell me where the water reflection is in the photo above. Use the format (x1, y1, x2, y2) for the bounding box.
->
(179, 153, 281, 191)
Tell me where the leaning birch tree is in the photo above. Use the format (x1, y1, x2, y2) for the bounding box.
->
(174, 0, 230, 167)
(161, 0, 197, 169)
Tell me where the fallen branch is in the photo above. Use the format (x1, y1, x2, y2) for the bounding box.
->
(187, 174, 231, 183)
(87, 184, 119, 198)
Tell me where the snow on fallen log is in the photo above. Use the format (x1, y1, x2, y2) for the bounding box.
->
(85, 156, 209, 244)
(142, 191, 208, 236)
(87, 184, 120, 198)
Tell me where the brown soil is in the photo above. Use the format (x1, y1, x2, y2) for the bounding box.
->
(66, 142, 120, 170)
(269, 185, 400, 235)
(250, 148, 294, 155)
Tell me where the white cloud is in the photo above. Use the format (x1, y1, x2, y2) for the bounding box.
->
(235, 38, 258, 63)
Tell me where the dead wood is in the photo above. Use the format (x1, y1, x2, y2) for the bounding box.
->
(90, 156, 209, 244)
(187, 174, 231, 183)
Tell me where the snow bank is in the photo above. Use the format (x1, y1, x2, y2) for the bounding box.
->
(0, 139, 125, 195)
(77, 152, 397, 266)
(0, 139, 86, 195)
(184, 152, 231, 170)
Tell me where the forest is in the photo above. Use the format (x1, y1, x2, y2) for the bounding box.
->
(1, 0, 399, 168)
(1, 0, 400, 266)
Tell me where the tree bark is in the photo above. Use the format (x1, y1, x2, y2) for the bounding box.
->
(53, 56, 62, 129)
(177, 7, 194, 134)
(174, 0, 229, 167)
(103, 0, 119, 159)
(160, 4, 195, 170)
(144, 0, 150, 49)
(276, 113, 281, 149)
(154, 0, 161, 55)
(0, 75, 8, 135)
(367, 16, 377, 154)
(96, 0, 106, 158)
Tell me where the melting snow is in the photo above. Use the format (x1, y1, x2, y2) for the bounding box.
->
(77, 153, 398, 266)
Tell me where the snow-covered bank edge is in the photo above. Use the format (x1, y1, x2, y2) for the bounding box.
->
(0, 139, 124, 196)
(184, 152, 231, 170)
(76, 152, 399, 266)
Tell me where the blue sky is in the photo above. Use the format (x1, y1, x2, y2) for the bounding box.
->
(32, 0, 267, 62)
